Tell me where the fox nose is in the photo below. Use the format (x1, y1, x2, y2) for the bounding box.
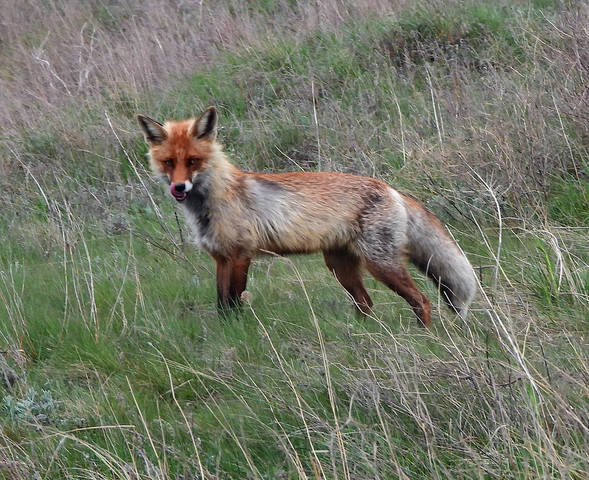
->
(173, 183, 185, 193)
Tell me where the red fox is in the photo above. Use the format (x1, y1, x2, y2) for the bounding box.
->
(137, 106, 476, 327)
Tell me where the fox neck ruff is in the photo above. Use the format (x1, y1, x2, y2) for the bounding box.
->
(181, 144, 242, 253)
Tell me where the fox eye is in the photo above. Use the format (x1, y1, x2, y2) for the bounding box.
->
(164, 159, 174, 167)
(187, 157, 200, 167)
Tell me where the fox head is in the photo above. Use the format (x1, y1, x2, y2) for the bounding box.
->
(137, 106, 217, 202)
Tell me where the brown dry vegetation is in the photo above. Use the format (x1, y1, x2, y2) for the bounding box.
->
(0, 0, 408, 129)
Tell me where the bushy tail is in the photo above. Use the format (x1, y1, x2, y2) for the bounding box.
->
(404, 200, 476, 317)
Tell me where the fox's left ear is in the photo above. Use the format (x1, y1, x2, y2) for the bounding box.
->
(191, 106, 217, 141)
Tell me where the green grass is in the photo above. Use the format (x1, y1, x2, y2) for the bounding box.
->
(1, 211, 587, 477)
(1, 0, 588, 478)
(549, 177, 589, 226)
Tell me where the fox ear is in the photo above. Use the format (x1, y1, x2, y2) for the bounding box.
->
(137, 115, 167, 145)
(191, 106, 217, 141)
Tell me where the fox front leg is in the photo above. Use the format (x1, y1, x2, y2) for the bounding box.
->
(213, 254, 251, 315)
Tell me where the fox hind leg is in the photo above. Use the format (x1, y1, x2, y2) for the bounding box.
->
(323, 249, 373, 315)
(365, 259, 431, 328)
(357, 205, 432, 327)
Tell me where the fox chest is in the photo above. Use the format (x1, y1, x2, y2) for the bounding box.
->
(181, 188, 215, 248)
(182, 194, 249, 254)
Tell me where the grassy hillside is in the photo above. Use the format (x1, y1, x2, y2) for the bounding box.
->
(1, 0, 587, 478)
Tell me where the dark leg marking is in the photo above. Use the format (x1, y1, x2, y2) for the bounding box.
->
(213, 254, 252, 314)
(365, 260, 431, 328)
(230, 257, 251, 306)
(213, 254, 232, 312)
(323, 249, 373, 315)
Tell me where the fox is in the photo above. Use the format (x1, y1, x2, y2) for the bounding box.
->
(137, 106, 476, 327)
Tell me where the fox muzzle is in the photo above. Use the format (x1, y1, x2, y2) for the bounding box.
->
(170, 180, 193, 202)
